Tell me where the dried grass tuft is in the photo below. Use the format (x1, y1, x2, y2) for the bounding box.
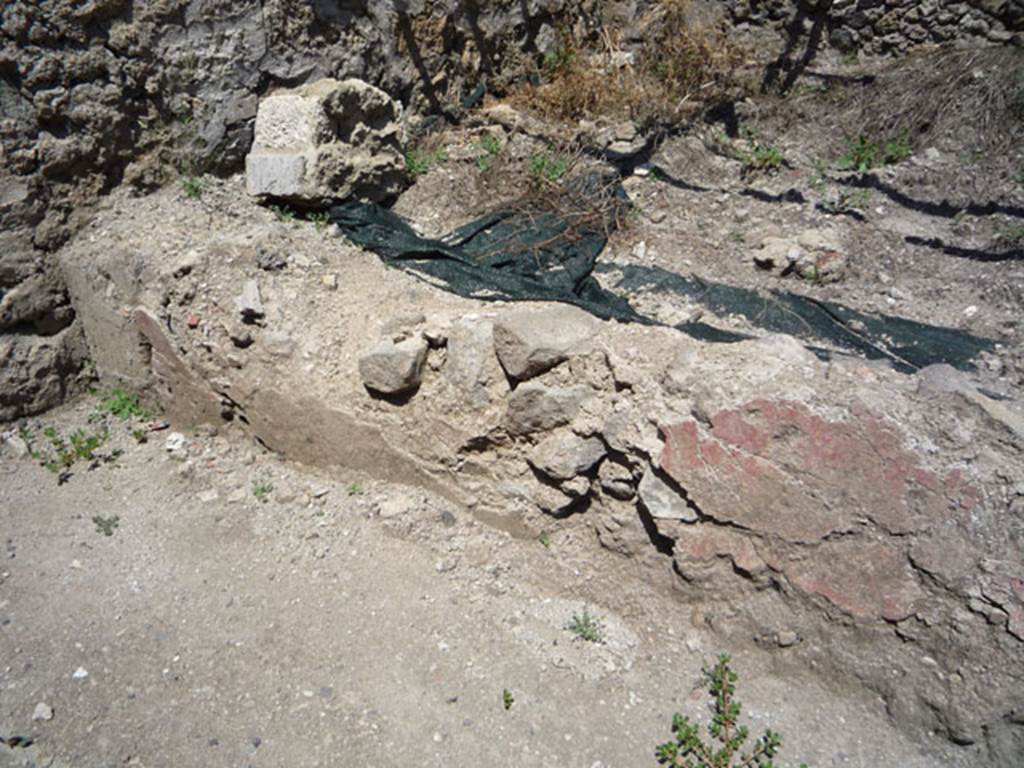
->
(510, 0, 752, 128)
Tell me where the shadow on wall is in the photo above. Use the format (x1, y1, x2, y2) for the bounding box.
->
(761, 0, 835, 93)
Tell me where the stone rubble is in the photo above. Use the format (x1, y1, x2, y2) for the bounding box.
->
(492, 305, 598, 381)
(358, 337, 429, 396)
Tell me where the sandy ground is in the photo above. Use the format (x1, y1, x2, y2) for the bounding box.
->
(0, 398, 979, 768)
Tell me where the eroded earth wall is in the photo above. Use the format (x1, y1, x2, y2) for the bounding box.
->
(53, 179, 1024, 765)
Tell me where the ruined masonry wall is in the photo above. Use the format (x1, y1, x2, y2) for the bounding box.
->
(726, 0, 1022, 54)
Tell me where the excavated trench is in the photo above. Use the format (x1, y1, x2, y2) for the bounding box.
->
(3, 1, 1024, 764)
(53, 166, 1024, 764)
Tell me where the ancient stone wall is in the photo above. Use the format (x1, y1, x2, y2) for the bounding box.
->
(726, 0, 1022, 55)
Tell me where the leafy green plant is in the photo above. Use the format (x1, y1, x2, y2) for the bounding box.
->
(182, 175, 206, 199)
(566, 606, 605, 644)
(538, 530, 552, 548)
(308, 211, 331, 231)
(883, 133, 913, 165)
(529, 151, 569, 184)
(819, 187, 871, 215)
(252, 479, 274, 502)
(543, 36, 576, 76)
(502, 689, 515, 711)
(92, 515, 120, 537)
(346, 481, 364, 496)
(269, 204, 297, 223)
(100, 388, 150, 420)
(836, 136, 879, 173)
(32, 427, 109, 478)
(656, 654, 808, 768)
(738, 129, 784, 174)
(405, 148, 448, 177)
(476, 133, 503, 171)
(837, 133, 912, 173)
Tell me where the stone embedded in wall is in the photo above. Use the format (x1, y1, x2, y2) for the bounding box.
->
(445, 315, 507, 407)
(0, 323, 90, 422)
(504, 383, 589, 435)
(528, 430, 606, 481)
(492, 304, 598, 381)
(245, 78, 406, 205)
(637, 468, 698, 522)
(359, 337, 429, 396)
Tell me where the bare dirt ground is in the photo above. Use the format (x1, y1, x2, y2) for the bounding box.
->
(1, 398, 976, 768)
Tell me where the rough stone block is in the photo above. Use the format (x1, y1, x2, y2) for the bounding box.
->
(528, 430, 606, 481)
(359, 337, 428, 395)
(245, 78, 405, 205)
(493, 304, 597, 381)
(245, 153, 307, 198)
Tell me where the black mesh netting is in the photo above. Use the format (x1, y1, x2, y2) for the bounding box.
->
(329, 174, 993, 373)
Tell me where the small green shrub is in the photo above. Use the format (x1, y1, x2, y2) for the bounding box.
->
(819, 187, 871, 215)
(476, 133, 503, 171)
(269, 204, 297, 223)
(883, 133, 913, 165)
(837, 136, 879, 172)
(32, 427, 110, 479)
(308, 211, 331, 231)
(346, 481, 364, 496)
(538, 530, 552, 548)
(543, 34, 576, 76)
(100, 388, 150, 420)
(656, 654, 808, 768)
(529, 151, 569, 184)
(252, 479, 274, 502)
(566, 606, 605, 644)
(837, 133, 912, 172)
(405, 148, 448, 177)
(182, 175, 206, 199)
(738, 129, 784, 174)
(502, 688, 515, 711)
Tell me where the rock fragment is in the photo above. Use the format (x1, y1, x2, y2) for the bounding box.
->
(504, 383, 588, 435)
(164, 433, 188, 460)
(255, 249, 287, 271)
(492, 305, 597, 381)
(236, 280, 264, 322)
(1, 431, 30, 459)
(528, 431, 606, 481)
(637, 468, 698, 522)
(445, 316, 500, 407)
(32, 703, 54, 721)
(359, 337, 428, 395)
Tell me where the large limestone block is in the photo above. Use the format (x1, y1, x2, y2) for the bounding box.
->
(245, 78, 405, 204)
